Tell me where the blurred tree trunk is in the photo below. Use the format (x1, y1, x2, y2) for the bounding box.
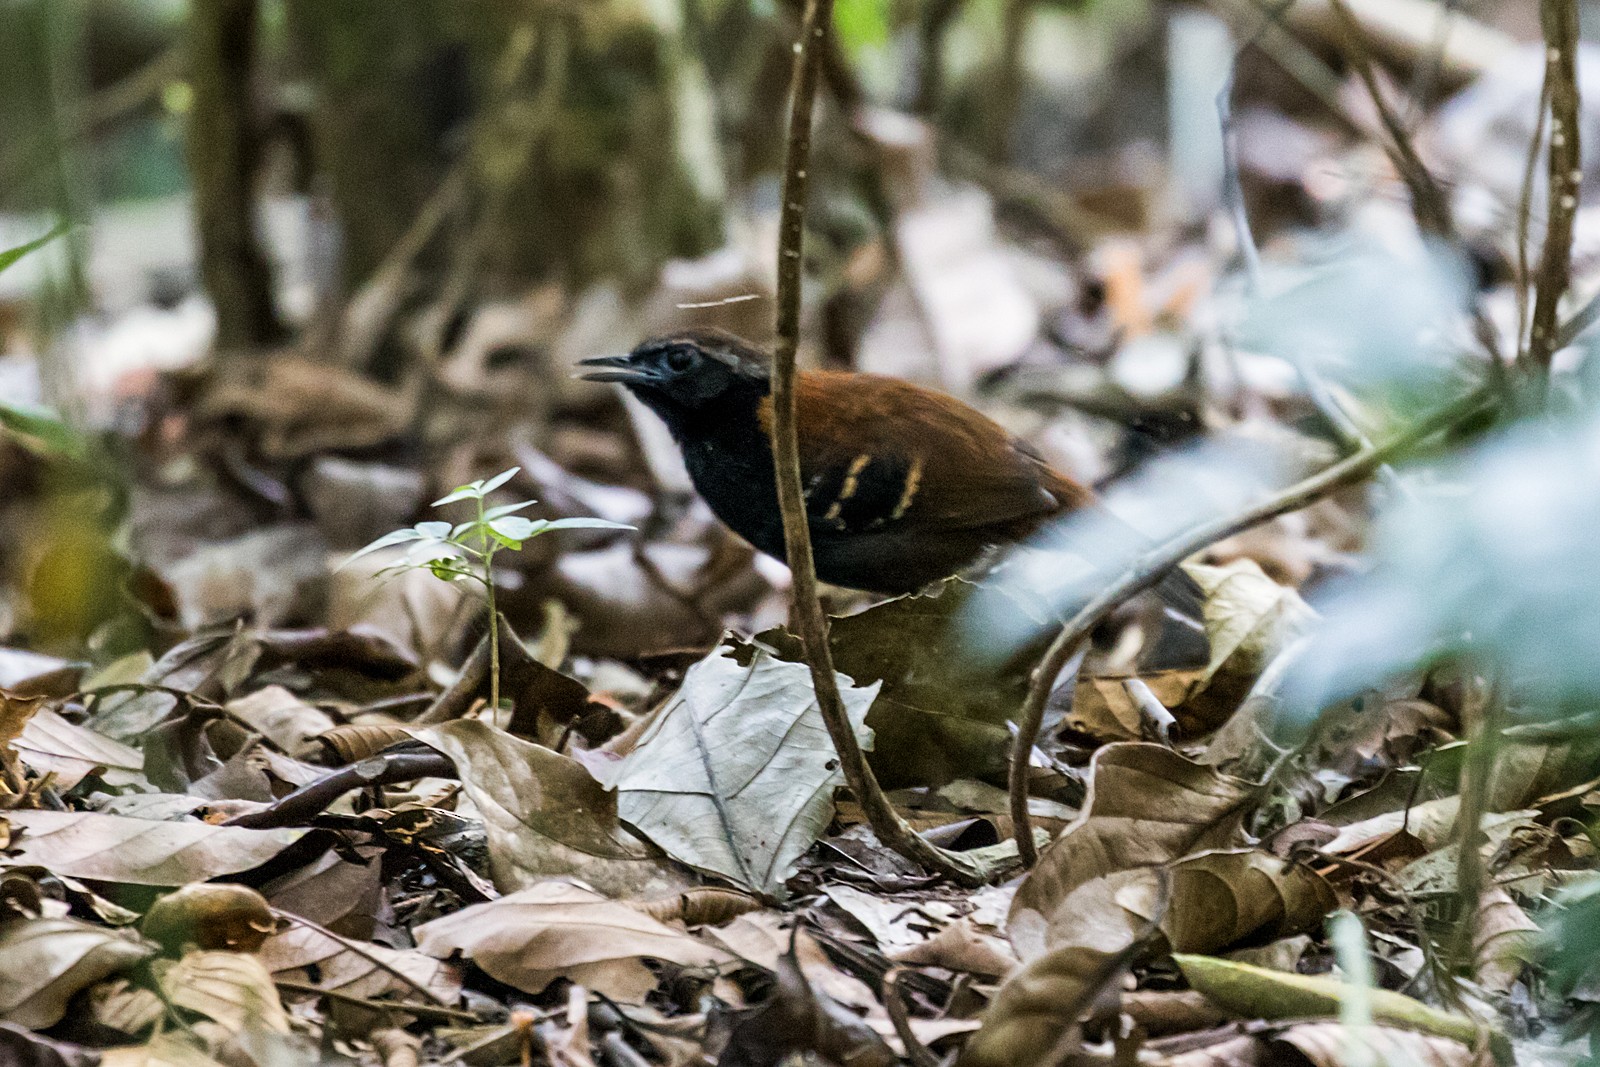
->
(285, 0, 726, 305)
(188, 0, 282, 351)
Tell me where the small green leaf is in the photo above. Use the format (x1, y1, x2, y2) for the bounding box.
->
(0, 222, 69, 277)
(541, 517, 636, 532)
(483, 499, 537, 521)
(432, 485, 480, 507)
(488, 516, 539, 542)
(339, 527, 427, 570)
(477, 467, 520, 495)
(414, 520, 453, 540)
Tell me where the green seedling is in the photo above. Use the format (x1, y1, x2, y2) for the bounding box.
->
(345, 466, 631, 713)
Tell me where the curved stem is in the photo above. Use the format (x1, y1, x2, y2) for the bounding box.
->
(771, 0, 982, 887)
(1010, 386, 1495, 866)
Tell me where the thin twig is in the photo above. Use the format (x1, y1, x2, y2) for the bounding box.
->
(770, 0, 982, 887)
(1009, 385, 1494, 865)
(1328, 0, 1453, 238)
(1448, 674, 1505, 975)
(274, 979, 481, 1023)
(1526, 0, 1582, 386)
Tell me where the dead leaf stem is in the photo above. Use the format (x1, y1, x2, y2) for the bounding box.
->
(769, 0, 982, 887)
(1010, 385, 1496, 867)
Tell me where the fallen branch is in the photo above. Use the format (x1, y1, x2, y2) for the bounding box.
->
(224, 748, 454, 829)
(1009, 385, 1495, 866)
(769, 0, 983, 886)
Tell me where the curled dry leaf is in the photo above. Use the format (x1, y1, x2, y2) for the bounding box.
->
(414, 719, 685, 897)
(259, 922, 462, 1004)
(1471, 888, 1539, 994)
(1178, 559, 1318, 732)
(0, 916, 154, 1028)
(4, 811, 305, 886)
(1163, 849, 1337, 953)
(954, 936, 1149, 1067)
(413, 881, 737, 1001)
(1173, 955, 1510, 1061)
(629, 886, 767, 927)
(604, 644, 878, 898)
(1009, 743, 1256, 959)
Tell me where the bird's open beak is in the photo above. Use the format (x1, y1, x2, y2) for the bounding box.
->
(575, 354, 649, 384)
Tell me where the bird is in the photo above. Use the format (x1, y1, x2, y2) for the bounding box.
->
(578, 328, 1166, 598)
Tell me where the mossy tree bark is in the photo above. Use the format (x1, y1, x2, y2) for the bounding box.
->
(188, 0, 282, 351)
(285, 0, 725, 307)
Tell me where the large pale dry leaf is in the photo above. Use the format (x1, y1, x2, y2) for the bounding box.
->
(1472, 888, 1539, 994)
(413, 881, 736, 1001)
(0, 916, 154, 1028)
(5, 810, 304, 886)
(14, 707, 146, 789)
(154, 950, 289, 1035)
(414, 719, 684, 896)
(99, 1033, 228, 1067)
(1008, 743, 1256, 959)
(604, 644, 878, 897)
(1163, 849, 1337, 953)
(1269, 1021, 1479, 1067)
(1180, 559, 1318, 728)
(260, 923, 462, 1004)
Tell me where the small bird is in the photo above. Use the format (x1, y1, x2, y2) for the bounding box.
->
(578, 328, 1146, 597)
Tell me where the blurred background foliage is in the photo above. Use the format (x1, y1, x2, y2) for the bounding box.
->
(10, 0, 1600, 1044)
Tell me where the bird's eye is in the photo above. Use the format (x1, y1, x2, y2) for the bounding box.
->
(664, 347, 695, 373)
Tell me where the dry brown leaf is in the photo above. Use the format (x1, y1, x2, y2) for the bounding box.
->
(0, 916, 154, 1028)
(414, 719, 685, 896)
(1008, 743, 1256, 959)
(224, 686, 336, 756)
(891, 917, 1019, 979)
(154, 949, 290, 1035)
(630, 887, 766, 926)
(1269, 1020, 1483, 1066)
(12, 705, 145, 790)
(99, 1033, 229, 1067)
(5, 810, 305, 886)
(413, 881, 736, 1001)
(955, 938, 1145, 1067)
(1472, 888, 1539, 994)
(260, 922, 463, 1004)
(1163, 849, 1337, 953)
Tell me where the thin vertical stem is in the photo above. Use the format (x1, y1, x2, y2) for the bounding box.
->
(770, 0, 981, 886)
(1527, 0, 1582, 387)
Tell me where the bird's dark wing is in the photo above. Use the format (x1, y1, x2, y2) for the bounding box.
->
(779, 371, 1094, 537)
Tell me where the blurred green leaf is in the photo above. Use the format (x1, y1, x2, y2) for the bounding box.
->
(0, 400, 89, 460)
(0, 222, 69, 277)
(834, 0, 890, 54)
